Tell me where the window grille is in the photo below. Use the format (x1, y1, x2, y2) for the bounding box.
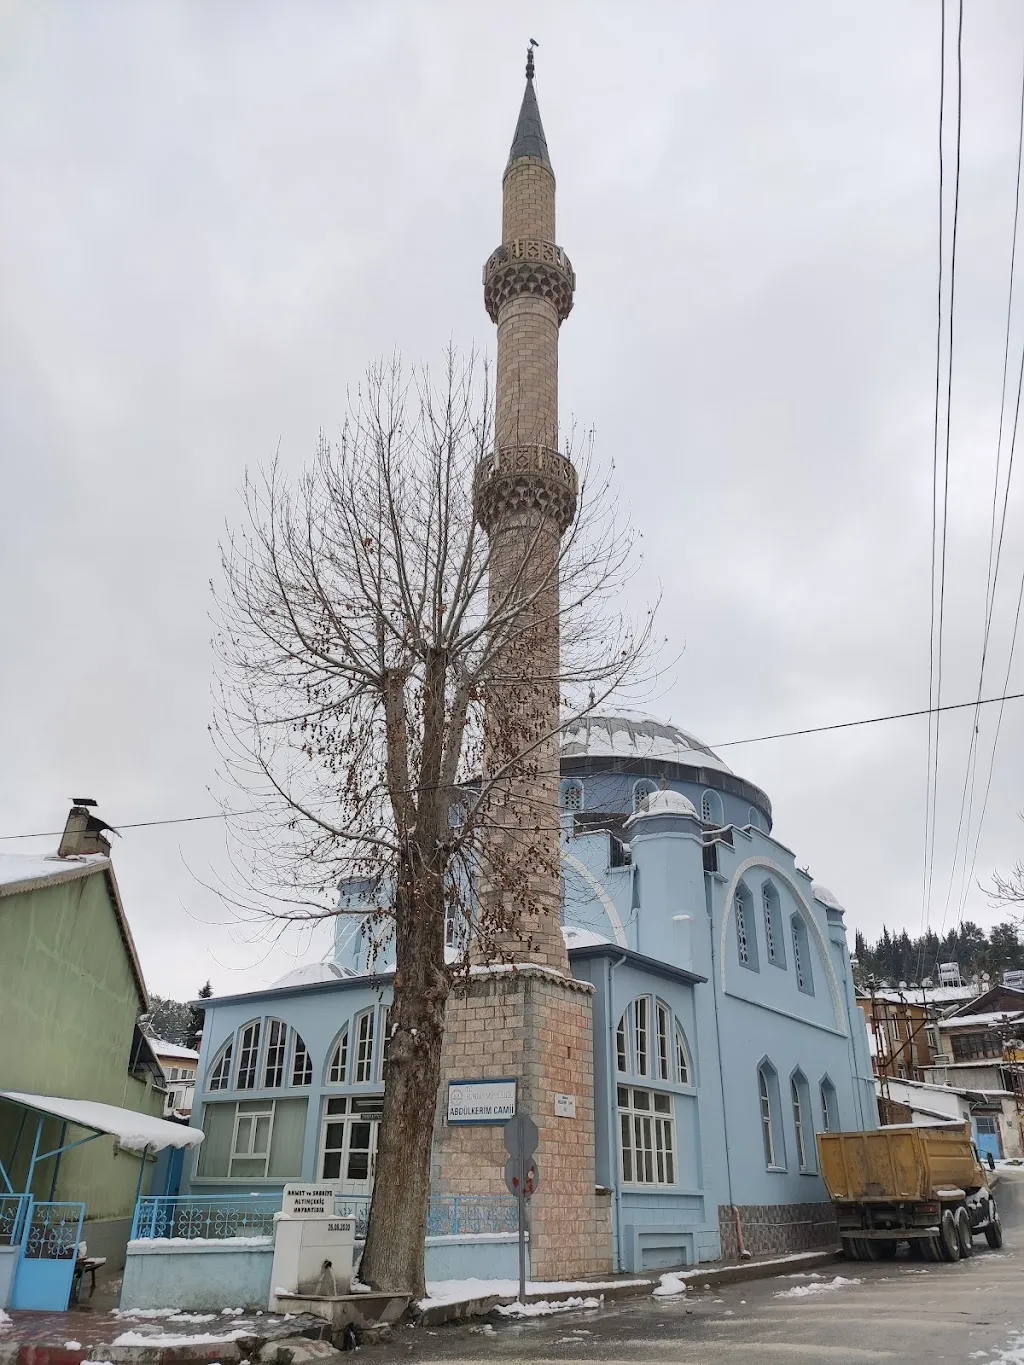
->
(263, 1020, 287, 1088)
(236, 1021, 261, 1090)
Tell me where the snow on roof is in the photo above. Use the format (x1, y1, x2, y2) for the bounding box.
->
(149, 1040, 200, 1061)
(624, 789, 698, 826)
(812, 883, 844, 911)
(0, 851, 110, 896)
(561, 709, 733, 775)
(0, 1091, 203, 1151)
(562, 925, 612, 949)
(871, 985, 979, 1008)
(266, 961, 357, 990)
(938, 1010, 1024, 1030)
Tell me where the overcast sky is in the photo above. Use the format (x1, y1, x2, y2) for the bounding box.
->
(3, 1, 1024, 1001)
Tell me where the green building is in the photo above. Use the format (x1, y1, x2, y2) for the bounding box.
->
(0, 806, 167, 1268)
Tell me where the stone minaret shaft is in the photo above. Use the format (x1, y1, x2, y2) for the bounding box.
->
(475, 48, 577, 971)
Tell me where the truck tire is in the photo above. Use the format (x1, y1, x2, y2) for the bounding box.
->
(878, 1240, 898, 1259)
(939, 1209, 962, 1262)
(955, 1206, 973, 1258)
(986, 1212, 1004, 1249)
(921, 1235, 942, 1261)
(858, 1238, 881, 1261)
(842, 1236, 860, 1260)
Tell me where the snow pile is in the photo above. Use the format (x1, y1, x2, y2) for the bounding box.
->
(988, 1330, 1024, 1364)
(417, 1276, 648, 1311)
(652, 1273, 688, 1297)
(0, 1311, 10, 1329)
(65, 1343, 82, 1351)
(496, 1296, 601, 1318)
(127, 1235, 271, 1248)
(775, 1275, 861, 1299)
(113, 1329, 250, 1347)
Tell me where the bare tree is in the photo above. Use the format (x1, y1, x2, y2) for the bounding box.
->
(212, 351, 654, 1297)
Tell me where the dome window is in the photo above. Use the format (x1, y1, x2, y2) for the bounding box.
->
(701, 789, 724, 825)
(632, 778, 658, 813)
(561, 779, 584, 812)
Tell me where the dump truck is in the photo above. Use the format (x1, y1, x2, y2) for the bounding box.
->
(817, 1121, 1002, 1262)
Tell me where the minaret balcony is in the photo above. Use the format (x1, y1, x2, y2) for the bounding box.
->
(483, 239, 576, 324)
(474, 444, 579, 535)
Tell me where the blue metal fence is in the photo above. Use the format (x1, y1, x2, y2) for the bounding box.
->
(131, 1192, 518, 1242)
(0, 1194, 31, 1247)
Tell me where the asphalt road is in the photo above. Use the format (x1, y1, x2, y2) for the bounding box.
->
(373, 1174, 1024, 1364)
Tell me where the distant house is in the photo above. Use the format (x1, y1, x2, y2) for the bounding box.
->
(150, 1040, 199, 1119)
(856, 989, 939, 1083)
(0, 804, 167, 1269)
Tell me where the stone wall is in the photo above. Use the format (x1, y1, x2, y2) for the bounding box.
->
(433, 967, 612, 1279)
(717, 1202, 839, 1260)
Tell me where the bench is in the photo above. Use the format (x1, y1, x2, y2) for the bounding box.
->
(71, 1255, 107, 1303)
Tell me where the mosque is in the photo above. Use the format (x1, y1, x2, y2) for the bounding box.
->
(184, 52, 875, 1278)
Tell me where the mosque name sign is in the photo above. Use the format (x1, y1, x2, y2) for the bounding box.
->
(447, 1079, 517, 1125)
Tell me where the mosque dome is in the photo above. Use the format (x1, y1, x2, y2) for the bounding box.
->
(561, 709, 733, 774)
(812, 883, 845, 912)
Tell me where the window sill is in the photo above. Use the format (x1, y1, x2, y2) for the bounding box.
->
(765, 1165, 787, 1174)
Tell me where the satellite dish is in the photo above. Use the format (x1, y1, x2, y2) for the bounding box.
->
(922, 977, 933, 987)
(910, 981, 919, 989)
(983, 972, 991, 983)
(899, 981, 908, 989)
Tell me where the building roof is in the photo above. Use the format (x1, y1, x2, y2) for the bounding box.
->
(268, 961, 357, 990)
(946, 984, 1024, 1019)
(938, 1010, 1024, 1031)
(0, 851, 149, 1012)
(566, 939, 708, 989)
(506, 48, 551, 171)
(562, 709, 733, 775)
(149, 1039, 200, 1061)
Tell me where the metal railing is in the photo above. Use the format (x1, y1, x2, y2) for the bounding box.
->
(0, 1193, 31, 1247)
(131, 1192, 518, 1242)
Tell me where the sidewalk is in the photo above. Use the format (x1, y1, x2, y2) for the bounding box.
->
(0, 1307, 331, 1365)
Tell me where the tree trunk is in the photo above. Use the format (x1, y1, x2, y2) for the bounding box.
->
(358, 860, 449, 1298)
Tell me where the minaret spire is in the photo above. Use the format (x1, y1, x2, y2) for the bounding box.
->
(475, 48, 578, 970)
(507, 40, 550, 172)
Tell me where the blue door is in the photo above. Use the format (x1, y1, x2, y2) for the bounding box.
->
(11, 1201, 85, 1310)
(973, 1115, 1002, 1163)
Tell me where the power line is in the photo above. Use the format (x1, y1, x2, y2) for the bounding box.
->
(3, 689, 1024, 843)
(940, 23, 1024, 942)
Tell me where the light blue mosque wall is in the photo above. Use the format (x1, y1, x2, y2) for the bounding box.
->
(561, 771, 769, 832)
(186, 976, 392, 1195)
(181, 723, 875, 1275)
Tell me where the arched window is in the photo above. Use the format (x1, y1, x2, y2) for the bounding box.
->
(790, 1069, 813, 1172)
(326, 1027, 349, 1085)
(700, 789, 723, 825)
(291, 1032, 313, 1087)
(748, 806, 762, 831)
(735, 882, 758, 971)
(675, 1024, 692, 1086)
(758, 1060, 783, 1169)
(762, 881, 785, 969)
(791, 915, 814, 996)
(263, 1019, 288, 1088)
(655, 1001, 671, 1081)
(235, 1020, 261, 1090)
(208, 1040, 233, 1092)
(561, 779, 584, 812)
(632, 779, 658, 813)
(820, 1077, 838, 1133)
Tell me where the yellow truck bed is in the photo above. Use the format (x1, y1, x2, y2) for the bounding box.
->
(818, 1122, 985, 1203)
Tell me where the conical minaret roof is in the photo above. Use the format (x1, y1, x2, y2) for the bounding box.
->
(506, 44, 551, 172)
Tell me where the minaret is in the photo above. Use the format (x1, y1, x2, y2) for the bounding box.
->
(475, 44, 577, 971)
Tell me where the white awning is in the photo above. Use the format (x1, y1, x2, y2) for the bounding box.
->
(0, 1091, 204, 1153)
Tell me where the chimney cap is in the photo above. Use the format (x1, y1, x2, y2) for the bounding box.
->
(71, 797, 98, 807)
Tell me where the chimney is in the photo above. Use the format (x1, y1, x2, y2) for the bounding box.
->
(58, 799, 112, 858)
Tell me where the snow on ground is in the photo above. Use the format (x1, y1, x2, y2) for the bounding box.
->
(112, 1328, 251, 1347)
(775, 1275, 862, 1299)
(496, 1296, 601, 1318)
(989, 1330, 1024, 1364)
(417, 1277, 649, 1310)
(0, 1311, 10, 1329)
(652, 1273, 687, 1297)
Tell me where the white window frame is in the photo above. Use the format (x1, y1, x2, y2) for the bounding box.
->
(791, 1074, 808, 1170)
(208, 1041, 233, 1092)
(617, 1084, 676, 1186)
(235, 1020, 262, 1090)
(820, 1078, 837, 1133)
(633, 997, 649, 1078)
(318, 1096, 382, 1191)
(327, 1028, 349, 1085)
(292, 1033, 313, 1087)
(354, 1009, 376, 1084)
(230, 1099, 274, 1177)
(655, 1002, 671, 1082)
(263, 1019, 287, 1089)
(675, 1024, 691, 1086)
(759, 1064, 780, 1169)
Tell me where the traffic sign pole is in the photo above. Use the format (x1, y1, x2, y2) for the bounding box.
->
(503, 1109, 539, 1307)
(517, 1146, 526, 1305)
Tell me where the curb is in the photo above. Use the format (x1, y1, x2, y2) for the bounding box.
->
(415, 1249, 843, 1326)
